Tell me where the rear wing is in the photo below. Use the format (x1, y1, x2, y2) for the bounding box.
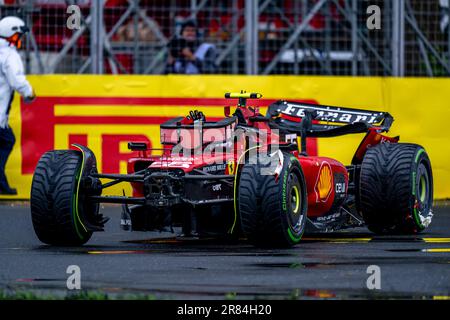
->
(267, 100, 394, 132)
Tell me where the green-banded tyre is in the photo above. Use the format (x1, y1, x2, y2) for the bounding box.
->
(31, 150, 92, 245)
(359, 143, 433, 234)
(238, 153, 307, 247)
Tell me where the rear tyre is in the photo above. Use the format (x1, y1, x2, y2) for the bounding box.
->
(31, 150, 92, 245)
(359, 143, 433, 234)
(238, 153, 307, 247)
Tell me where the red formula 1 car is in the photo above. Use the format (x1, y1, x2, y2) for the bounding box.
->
(30, 92, 434, 247)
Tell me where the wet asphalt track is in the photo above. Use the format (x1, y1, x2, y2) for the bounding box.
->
(0, 203, 449, 299)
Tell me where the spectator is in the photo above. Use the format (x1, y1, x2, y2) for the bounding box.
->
(166, 20, 217, 74)
(116, 19, 161, 43)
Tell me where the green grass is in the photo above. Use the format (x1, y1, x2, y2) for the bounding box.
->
(0, 289, 157, 300)
(224, 292, 237, 300)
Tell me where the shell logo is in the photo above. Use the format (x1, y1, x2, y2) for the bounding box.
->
(315, 162, 333, 202)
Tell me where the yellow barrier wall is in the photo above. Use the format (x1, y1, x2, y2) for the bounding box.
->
(3, 75, 450, 199)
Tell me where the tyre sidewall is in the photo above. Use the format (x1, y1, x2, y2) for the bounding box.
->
(411, 148, 433, 231)
(71, 153, 92, 243)
(276, 154, 308, 245)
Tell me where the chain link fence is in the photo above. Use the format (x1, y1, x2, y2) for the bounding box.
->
(1, 0, 449, 76)
(101, 0, 247, 74)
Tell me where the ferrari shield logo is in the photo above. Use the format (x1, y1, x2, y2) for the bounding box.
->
(227, 160, 236, 175)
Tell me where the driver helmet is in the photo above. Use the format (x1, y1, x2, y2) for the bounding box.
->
(0, 16, 29, 49)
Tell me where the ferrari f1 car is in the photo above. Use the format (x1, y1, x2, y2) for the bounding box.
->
(30, 92, 433, 247)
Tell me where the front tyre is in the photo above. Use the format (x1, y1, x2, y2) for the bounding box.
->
(359, 143, 433, 234)
(238, 153, 308, 247)
(31, 150, 92, 245)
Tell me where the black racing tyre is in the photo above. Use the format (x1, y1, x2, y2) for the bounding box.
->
(359, 143, 433, 234)
(31, 150, 92, 245)
(238, 153, 308, 247)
